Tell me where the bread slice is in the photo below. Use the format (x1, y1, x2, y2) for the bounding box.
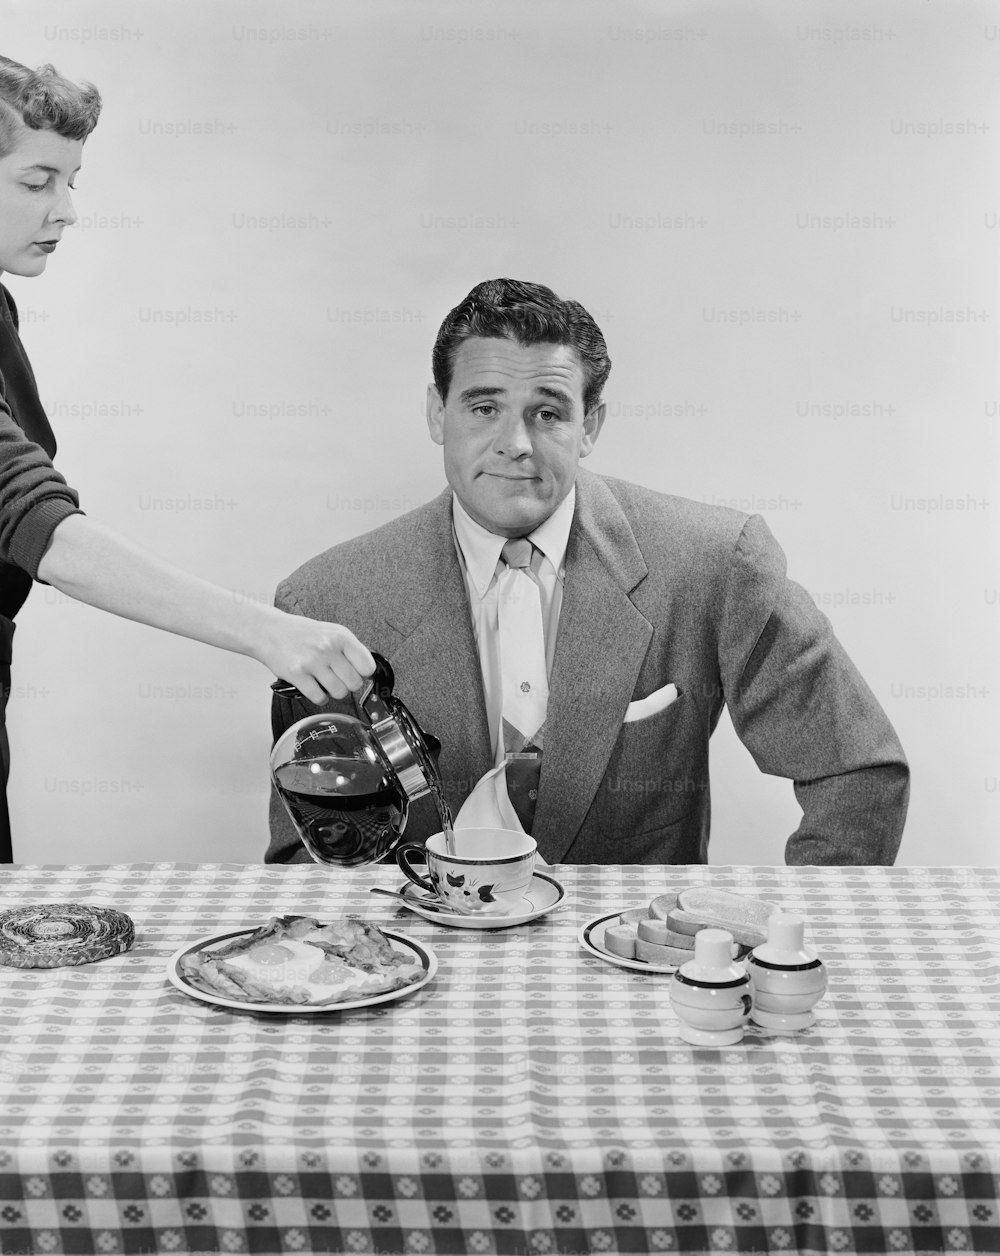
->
(648, 893, 680, 921)
(603, 924, 637, 959)
(667, 906, 762, 948)
(664, 908, 709, 937)
(674, 887, 777, 947)
(635, 938, 698, 965)
(637, 918, 695, 949)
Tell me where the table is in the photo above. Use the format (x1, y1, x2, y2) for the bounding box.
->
(1, 863, 999, 1256)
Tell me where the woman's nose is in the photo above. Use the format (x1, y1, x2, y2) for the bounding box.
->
(49, 187, 77, 228)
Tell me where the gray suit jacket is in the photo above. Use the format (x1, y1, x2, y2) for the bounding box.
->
(267, 470, 908, 865)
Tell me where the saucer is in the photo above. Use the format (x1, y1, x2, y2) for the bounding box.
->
(396, 871, 566, 929)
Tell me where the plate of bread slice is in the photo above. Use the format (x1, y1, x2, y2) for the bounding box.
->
(579, 888, 778, 974)
(168, 914, 436, 1012)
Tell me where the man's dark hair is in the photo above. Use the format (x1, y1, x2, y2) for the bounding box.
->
(432, 278, 611, 413)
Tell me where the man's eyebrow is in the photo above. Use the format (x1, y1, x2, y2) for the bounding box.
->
(458, 386, 505, 404)
(536, 386, 573, 405)
(458, 385, 575, 405)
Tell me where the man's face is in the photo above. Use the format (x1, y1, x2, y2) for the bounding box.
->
(426, 336, 605, 537)
(0, 129, 82, 278)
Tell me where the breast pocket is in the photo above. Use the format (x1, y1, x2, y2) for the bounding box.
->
(623, 681, 679, 724)
(598, 692, 705, 830)
(613, 692, 689, 780)
(619, 689, 685, 739)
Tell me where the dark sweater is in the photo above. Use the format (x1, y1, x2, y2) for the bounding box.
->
(0, 282, 82, 664)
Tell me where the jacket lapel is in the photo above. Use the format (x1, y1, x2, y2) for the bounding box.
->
(377, 491, 493, 814)
(531, 471, 653, 863)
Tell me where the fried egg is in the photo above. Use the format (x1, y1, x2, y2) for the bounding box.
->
(224, 938, 381, 1002)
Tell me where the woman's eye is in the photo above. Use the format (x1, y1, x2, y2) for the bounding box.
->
(23, 183, 47, 192)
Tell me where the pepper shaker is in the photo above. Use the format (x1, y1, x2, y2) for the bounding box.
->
(747, 912, 826, 1032)
(669, 928, 752, 1046)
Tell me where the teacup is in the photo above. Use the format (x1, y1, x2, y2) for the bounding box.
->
(395, 827, 536, 916)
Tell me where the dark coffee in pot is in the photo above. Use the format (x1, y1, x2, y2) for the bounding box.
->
(272, 756, 404, 867)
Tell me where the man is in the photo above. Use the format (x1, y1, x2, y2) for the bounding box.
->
(267, 278, 908, 865)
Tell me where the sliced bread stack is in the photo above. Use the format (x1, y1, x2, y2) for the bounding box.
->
(602, 887, 777, 965)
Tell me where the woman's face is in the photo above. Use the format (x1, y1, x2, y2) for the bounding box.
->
(0, 128, 82, 278)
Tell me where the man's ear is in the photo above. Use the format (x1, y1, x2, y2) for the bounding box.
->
(426, 383, 445, 446)
(579, 400, 606, 458)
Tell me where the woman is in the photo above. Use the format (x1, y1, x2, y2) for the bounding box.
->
(0, 56, 372, 860)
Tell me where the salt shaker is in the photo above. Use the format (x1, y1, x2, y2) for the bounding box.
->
(746, 912, 826, 1032)
(669, 928, 752, 1046)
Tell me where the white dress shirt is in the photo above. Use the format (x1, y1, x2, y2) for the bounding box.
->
(452, 486, 575, 765)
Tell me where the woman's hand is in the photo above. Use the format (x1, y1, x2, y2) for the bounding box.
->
(254, 613, 374, 704)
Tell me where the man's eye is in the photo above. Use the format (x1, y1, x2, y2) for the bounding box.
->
(537, 409, 561, 422)
(472, 404, 497, 416)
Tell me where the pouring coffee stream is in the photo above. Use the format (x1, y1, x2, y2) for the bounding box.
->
(270, 653, 456, 867)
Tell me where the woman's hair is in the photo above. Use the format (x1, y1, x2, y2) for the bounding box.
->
(0, 55, 101, 158)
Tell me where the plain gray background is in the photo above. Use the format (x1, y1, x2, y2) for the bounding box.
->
(3, 0, 998, 865)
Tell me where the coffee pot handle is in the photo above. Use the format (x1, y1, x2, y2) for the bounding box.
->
(271, 652, 395, 709)
(359, 652, 397, 723)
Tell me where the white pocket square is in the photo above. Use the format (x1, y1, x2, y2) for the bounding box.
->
(623, 683, 679, 724)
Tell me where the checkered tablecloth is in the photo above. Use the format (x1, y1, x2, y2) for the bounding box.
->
(0, 863, 999, 1256)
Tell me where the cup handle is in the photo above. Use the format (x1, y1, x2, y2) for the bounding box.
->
(395, 843, 435, 895)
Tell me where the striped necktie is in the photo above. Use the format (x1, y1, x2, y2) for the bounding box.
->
(497, 537, 547, 832)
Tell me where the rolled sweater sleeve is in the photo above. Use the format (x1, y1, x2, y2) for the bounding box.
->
(0, 397, 82, 578)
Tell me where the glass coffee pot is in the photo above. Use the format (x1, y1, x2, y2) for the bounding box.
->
(270, 654, 450, 868)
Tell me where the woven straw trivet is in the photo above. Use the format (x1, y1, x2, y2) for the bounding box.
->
(0, 903, 135, 968)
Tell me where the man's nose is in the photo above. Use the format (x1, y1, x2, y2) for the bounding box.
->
(493, 415, 533, 458)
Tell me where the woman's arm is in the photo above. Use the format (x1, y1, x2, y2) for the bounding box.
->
(36, 513, 373, 702)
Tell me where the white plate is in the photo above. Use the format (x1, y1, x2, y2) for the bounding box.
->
(396, 871, 566, 929)
(579, 906, 685, 974)
(167, 926, 436, 1013)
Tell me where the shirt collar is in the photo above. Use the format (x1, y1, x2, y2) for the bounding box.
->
(452, 484, 576, 600)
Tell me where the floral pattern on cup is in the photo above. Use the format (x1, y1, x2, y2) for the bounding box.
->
(433, 870, 498, 907)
